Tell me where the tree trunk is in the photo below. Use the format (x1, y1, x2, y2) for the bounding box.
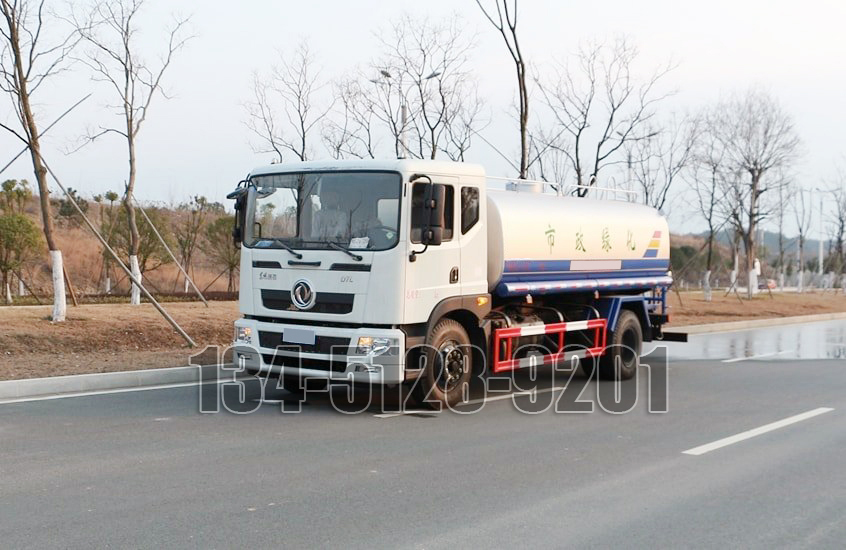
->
(743, 231, 756, 299)
(730, 250, 738, 289)
(130, 255, 142, 305)
(51, 250, 67, 321)
(702, 270, 712, 302)
(125, 132, 141, 304)
(3, 272, 10, 305)
(516, 61, 529, 180)
(6, 12, 66, 320)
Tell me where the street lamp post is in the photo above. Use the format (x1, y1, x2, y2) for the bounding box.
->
(370, 70, 441, 160)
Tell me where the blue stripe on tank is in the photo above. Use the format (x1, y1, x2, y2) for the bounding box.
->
(500, 269, 669, 283)
(502, 258, 669, 278)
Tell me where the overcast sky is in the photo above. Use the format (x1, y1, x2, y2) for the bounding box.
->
(2, 0, 844, 236)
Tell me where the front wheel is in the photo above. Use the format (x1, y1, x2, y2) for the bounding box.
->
(414, 318, 473, 408)
(596, 310, 642, 380)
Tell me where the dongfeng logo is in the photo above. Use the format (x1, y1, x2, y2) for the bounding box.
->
(291, 279, 316, 310)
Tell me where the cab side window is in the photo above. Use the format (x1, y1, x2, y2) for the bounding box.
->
(411, 183, 454, 243)
(461, 187, 480, 234)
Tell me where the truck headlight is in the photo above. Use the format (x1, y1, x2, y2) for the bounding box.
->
(356, 336, 398, 356)
(235, 326, 252, 343)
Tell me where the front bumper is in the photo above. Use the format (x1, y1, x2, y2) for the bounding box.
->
(233, 318, 406, 384)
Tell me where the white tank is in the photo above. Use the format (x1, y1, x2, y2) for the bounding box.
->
(486, 190, 671, 296)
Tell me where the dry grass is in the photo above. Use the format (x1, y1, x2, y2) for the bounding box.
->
(2, 291, 845, 381)
(667, 290, 846, 326)
(0, 301, 238, 380)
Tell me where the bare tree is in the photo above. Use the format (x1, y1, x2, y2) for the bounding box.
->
(711, 88, 801, 298)
(0, 0, 78, 321)
(367, 15, 481, 161)
(689, 117, 727, 301)
(792, 187, 813, 293)
(203, 215, 239, 293)
(626, 113, 698, 210)
(322, 76, 378, 160)
(74, 0, 190, 304)
(442, 84, 486, 162)
(829, 177, 846, 279)
(773, 175, 794, 289)
(246, 41, 331, 163)
(173, 195, 208, 292)
(537, 37, 674, 197)
(476, 0, 528, 178)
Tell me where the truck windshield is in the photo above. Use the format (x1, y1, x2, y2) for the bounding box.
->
(246, 171, 401, 251)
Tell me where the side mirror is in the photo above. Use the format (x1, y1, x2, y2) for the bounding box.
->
(422, 184, 446, 246)
(231, 193, 247, 247)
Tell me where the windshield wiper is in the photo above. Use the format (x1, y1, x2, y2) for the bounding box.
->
(270, 239, 303, 259)
(327, 241, 363, 262)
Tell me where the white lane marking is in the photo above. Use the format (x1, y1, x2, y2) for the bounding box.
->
(682, 407, 835, 456)
(374, 386, 566, 418)
(0, 379, 228, 405)
(721, 350, 794, 363)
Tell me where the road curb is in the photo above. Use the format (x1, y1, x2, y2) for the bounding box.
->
(667, 312, 846, 336)
(0, 364, 223, 401)
(3, 312, 845, 402)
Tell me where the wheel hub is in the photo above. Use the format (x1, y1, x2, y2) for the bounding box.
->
(437, 341, 465, 391)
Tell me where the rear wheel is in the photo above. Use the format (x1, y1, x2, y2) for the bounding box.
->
(414, 318, 472, 408)
(596, 310, 642, 380)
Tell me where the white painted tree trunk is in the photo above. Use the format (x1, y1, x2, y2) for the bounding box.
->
(18, 276, 25, 296)
(778, 272, 785, 291)
(747, 269, 758, 298)
(702, 270, 712, 302)
(105, 276, 111, 294)
(5, 282, 11, 304)
(184, 276, 189, 294)
(798, 270, 804, 293)
(51, 250, 67, 322)
(130, 255, 142, 305)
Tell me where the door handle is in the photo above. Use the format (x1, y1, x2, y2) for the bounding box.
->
(450, 266, 459, 284)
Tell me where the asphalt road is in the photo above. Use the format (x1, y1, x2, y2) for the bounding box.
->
(2, 325, 845, 549)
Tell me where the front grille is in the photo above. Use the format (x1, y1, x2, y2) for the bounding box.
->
(262, 354, 347, 372)
(258, 331, 349, 356)
(261, 289, 354, 314)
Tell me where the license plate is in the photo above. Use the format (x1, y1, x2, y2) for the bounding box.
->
(282, 328, 316, 346)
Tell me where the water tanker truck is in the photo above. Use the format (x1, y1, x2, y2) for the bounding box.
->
(229, 159, 672, 406)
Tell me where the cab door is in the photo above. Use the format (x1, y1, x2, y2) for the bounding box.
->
(404, 176, 462, 324)
(457, 182, 488, 297)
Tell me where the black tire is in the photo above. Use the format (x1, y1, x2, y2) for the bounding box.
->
(414, 318, 473, 408)
(597, 310, 642, 381)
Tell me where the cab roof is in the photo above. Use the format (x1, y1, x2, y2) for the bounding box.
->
(248, 159, 486, 179)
